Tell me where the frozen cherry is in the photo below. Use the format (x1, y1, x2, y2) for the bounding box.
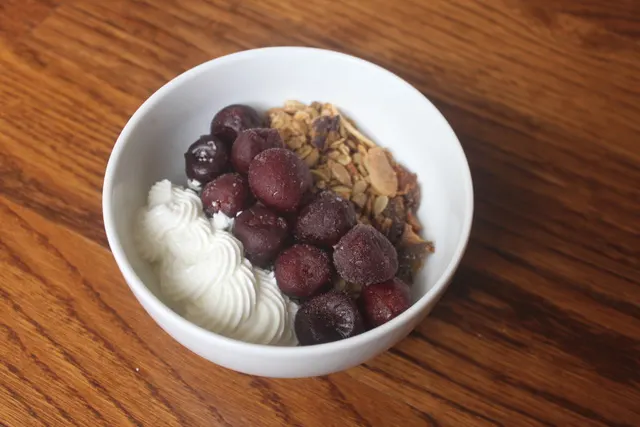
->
(248, 148, 312, 213)
(232, 204, 290, 267)
(275, 244, 333, 299)
(201, 173, 250, 217)
(184, 135, 229, 184)
(333, 224, 398, 286)
(295, 291, 364, 345)
(360, 278, 411, 328)
(211, 104, 262, 145)
(231, 128, 283, 174)
(295, 191, 357, 247)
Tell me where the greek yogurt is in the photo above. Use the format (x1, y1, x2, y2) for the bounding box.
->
(135, 179, 297, 346)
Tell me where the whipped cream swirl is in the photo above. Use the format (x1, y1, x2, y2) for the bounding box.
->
(136, 180, 297, 346)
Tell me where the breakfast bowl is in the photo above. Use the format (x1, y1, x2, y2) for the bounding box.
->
(102, 47, 473, 378)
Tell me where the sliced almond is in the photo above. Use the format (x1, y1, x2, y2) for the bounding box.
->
(336, 154, 352, 166)
(351, 192, 368, 208)
(296, 145, 312, 159)
(330, 162, 352, 187)
(338, 144, 351, 156)
(331, 185, 352, 199)
(338, 120, 348, 138)
(304, 148, 320, 167)
(330, 138, 346, 149)
(311, 168, 330, 182)
(340, 114, 376, 147)
(364, 147, 398, 197)
(352, 180, 368, 195)
(327, 150, 341, 160)
(352, 152, 362, 165)
(373, 195, 389, 216)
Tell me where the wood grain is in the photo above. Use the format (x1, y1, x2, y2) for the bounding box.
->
(1, 0, 639, 425)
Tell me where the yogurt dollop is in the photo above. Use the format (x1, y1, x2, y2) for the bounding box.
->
(136, 179, 297, 346)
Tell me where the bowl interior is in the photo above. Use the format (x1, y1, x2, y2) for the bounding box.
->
(106, 48, 471, 319)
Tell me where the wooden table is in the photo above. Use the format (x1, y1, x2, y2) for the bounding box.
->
(2, 1, 639, 425)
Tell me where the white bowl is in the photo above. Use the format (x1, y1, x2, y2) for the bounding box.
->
(103, 47, 473, 378)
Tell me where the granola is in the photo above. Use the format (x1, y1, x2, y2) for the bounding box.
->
(268, 101, 434, 285)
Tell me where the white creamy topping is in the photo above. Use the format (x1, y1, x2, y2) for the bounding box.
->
(135, 179, 297, 346)
(187, 179, 202, 193)
(231, 268, 298, 347)
(211, 211, 235, 231)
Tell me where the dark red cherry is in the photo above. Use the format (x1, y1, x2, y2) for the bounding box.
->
(184, 134, 229, 184)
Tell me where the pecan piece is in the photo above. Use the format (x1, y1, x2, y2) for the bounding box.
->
(396, 224, 434, 284)
(373, 196, 406, 244)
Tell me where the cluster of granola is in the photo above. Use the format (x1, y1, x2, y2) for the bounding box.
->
(268, 101, 433, 285)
